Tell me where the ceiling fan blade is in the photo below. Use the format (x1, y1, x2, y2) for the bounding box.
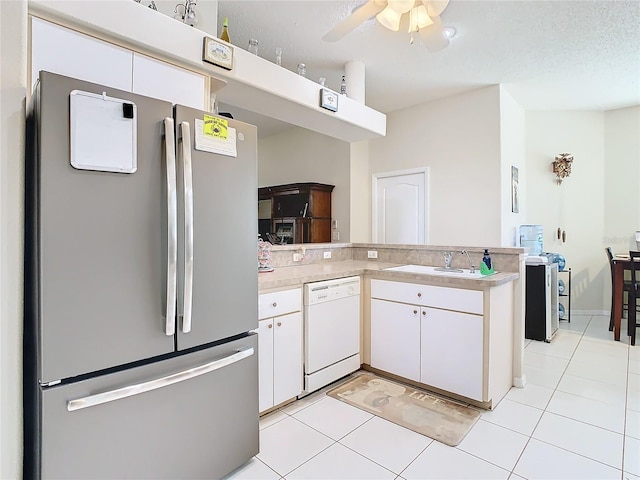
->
(421, 0, 449, 17)
(418, 15, 449, 52)
(322, 0, 387, 42)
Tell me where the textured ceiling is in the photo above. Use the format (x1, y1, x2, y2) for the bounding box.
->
(216, 0, 640, 136)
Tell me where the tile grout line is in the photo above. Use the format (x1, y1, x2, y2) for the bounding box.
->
(506, 314, 591, 477)
(257, 315, 637, 479)
(621, 338, 632, 479)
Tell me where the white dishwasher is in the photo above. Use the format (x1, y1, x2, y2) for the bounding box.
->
(303, 276, 361, 395)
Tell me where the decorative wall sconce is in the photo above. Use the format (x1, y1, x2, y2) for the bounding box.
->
(174, 0, 198, 26)
(552, 153, 573, 184)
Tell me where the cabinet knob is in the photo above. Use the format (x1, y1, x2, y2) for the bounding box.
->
(422, 310, 426, 316)
(277, 321, 282, 327)
(272, 302, 277, 307)
(268, 324, 273, 329)
(417, 292, 422, 298)
(413, 309, 418, 314)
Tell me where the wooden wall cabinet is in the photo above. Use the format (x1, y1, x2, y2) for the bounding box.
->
(258, 183, 334, 243)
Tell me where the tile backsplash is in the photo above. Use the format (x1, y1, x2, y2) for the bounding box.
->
(266, 243, 523, 273)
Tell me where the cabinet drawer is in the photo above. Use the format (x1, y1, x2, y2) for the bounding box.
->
(259, 288, 302, 320)
(371, 279, 483, 315)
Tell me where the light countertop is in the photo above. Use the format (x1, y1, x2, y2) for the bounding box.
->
(258, 260, 519, 292)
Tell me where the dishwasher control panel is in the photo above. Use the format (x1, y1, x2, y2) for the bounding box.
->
(304, 276, 360, 305)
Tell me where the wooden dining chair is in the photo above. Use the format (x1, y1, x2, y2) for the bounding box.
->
(629, 251, 640, 346)
(606, 247, 631, 331)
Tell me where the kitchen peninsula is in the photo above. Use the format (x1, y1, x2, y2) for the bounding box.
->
(257, 242, 524, 411)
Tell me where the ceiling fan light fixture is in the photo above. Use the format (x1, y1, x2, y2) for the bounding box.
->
(423, 0, 449, 17)
(376, 5, 402, 31)
(388, 0, 416, 14)
(408, 5, 433, 32)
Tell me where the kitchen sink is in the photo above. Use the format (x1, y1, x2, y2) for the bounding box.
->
(383, 264, 495, 278)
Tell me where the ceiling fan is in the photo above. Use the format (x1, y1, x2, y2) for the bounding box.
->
(322, 0, 451, 50)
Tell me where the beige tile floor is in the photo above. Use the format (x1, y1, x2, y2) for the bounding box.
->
(226, 314, 640, 479)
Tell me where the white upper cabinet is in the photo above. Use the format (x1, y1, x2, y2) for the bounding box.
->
(30, 18, 205, 111)
(30, 17, 133, 93)
(132, 53, 205, 110)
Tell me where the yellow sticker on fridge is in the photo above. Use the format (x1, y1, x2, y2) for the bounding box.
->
(203, 114, 228, 139)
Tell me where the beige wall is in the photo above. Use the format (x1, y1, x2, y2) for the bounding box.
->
(525, 111, 607, 312)
(499, 86, 527, 246)
(604, 106, 640, 250)
(349, 140, 370, 242)
(369, 86, 503, 247)
(258, 127, 351, 242)
(1, 1, 26, 478)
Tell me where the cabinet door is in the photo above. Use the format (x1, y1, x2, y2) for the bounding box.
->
(371, 279, 425, 306)
(257, 319, 274, 413)
(309, 189, 332, 218)
(132, 53, 205, 109)
(371, 279, 482, 314)
(273, 312, 303, 406)
(31, 17, 133, 93)
(258, 288, 301, 320)
(420, 308, 483, 401)
(370, 299, 420, 381)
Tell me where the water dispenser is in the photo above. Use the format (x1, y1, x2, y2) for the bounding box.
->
(519, 224, 543, 255)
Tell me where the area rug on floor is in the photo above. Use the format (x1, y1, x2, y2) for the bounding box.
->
(326, 373, 481, 446)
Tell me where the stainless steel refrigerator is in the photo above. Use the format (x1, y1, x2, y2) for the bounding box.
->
(24, 71, 259, 479)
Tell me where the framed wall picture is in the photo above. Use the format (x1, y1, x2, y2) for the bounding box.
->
(511, 166, 519, 213)
(319, 88, 338, 112)
(203, 36, 234, 70)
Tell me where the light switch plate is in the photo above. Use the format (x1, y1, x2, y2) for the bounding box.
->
(332, 231, 340, 241)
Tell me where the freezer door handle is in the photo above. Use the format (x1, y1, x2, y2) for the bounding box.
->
(180, 121, 194, 334)
(164, 118, 178, 336)
(67, 347, 255, 412)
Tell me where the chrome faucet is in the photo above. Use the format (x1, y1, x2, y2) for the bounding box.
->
(461, 250, 475, 273)
(443, 251, 453, 270)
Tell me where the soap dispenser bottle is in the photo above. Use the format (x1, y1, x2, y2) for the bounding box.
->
(482, 249, 492, 270)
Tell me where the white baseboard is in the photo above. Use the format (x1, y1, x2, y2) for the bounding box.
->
(513, 375, 527, 389)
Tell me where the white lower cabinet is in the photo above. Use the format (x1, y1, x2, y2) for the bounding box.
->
(258, 289, 303, 413)
(420, 307, 483, 401)
(370, 279, 485, 402)
(370, 299, 421, 382)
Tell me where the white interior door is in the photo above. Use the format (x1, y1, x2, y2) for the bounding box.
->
(373, 169, 428, 244)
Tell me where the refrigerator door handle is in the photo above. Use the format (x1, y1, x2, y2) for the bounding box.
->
(67, 347, 255, 412)
(164, 117, 178, 336)
(180, 121, 194, 334)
